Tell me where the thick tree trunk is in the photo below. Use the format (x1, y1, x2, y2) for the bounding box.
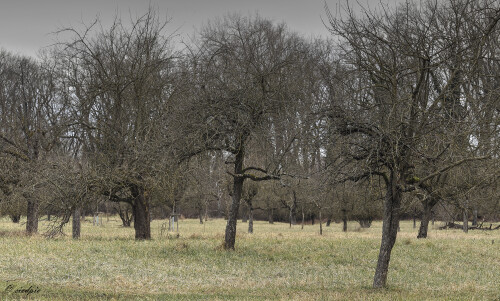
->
(417, 197, 438, 239)
(132, 186, 151, 240)
(248, 207, 253, 234)
(418, 202, 431, 239)
(26, 199, 38, 235)
(373, 171, 401, 288)
(224, 149, 244, 250)
(342, 209, 347, 232)
(72, 207, 81, 239)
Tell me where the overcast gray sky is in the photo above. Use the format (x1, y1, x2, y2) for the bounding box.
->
(0, 0, 398, 57)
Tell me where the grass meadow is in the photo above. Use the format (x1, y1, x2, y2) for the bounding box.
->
(0, 216, 499, 300)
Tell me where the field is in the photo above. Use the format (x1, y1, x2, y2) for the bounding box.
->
(0, 217, 499, 300)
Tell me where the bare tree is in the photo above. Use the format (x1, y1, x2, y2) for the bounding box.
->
(326, 0, 500, 288)
(175, 14, 317, 250)
(56, 9, 178, 239)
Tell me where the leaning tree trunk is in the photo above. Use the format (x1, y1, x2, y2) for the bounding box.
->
(373, 171, 402, 288)
(224, 149, 244, 250)
(26, 199, 39, 235)
(132, 186, 151, 240)
(72, 207, 81, 239)
(418, 197, 438, 239)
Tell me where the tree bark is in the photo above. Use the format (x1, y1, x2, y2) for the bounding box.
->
(118, 203, 132, 227)
(132, 186, 151, 240)
(373, 171, 402, 288)
(342, 209, 347, 232)
(472, 208, 478, 226)
(463, 209, 468, 233)
(319, 210, 323, 235)
(417, 197, 438, 239)
(199, 207, 204, 224)
(268, 208, 274, 224)
(242, 203, 248, 223)
(224, 149, 244, 250)
(248, 206, 253, 234)
(26, 199, 38, 235)
(72, 207, 81, 239)
(301, 208, 305, 230)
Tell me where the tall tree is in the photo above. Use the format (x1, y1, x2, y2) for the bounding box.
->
(176, 14, 317, 249)
(326, 0, 499, 288)
(56, 9, 177, 239)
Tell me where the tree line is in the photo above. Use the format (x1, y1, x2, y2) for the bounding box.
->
(1, 0, 500, 288)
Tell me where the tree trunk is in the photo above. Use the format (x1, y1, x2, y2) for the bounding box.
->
(10, 215, 20, 223)
(301, 208, 305, 230)
(463, 209, 468, 233)
(132, 186, 151, 240)
(241, 202, 248, 223)
(268, 208, 274, 224)
(72, 207, 81, 239)
(248, 206, 253, 234)
(291, 191, 297, 225)
(319, 210, 323, 235)
(373, 171, 402, 288)
(472, 208, 478, 226)
(224, 149, 244, 250)
(118, 203, 132, 227)
(199, 207, 204, 224)
(417, 202, 431, 239)
(417, 197, 438, 239)
(26, 199, 38, 235)
(342, 209, 347, 232)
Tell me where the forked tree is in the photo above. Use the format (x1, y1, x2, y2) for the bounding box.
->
(326, 0, 499, 288)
